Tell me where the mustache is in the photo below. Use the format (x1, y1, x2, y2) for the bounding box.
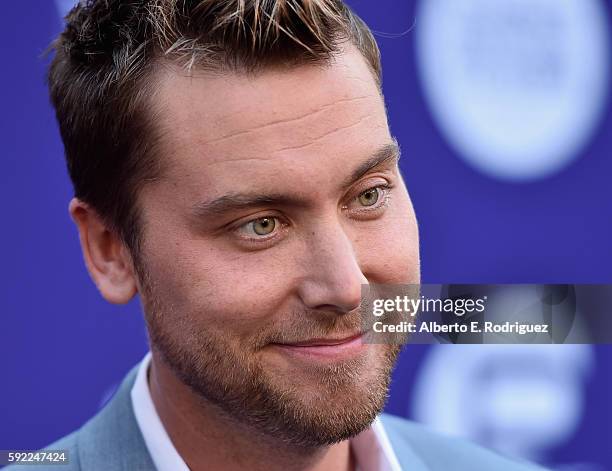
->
(252, 309, 361, 347)
(250, 304, 396, 348)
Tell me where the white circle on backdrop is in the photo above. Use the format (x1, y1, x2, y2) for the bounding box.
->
(415, 0, 610, 181)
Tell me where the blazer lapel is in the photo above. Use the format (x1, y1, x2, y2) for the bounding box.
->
(76, 363, 157, 470)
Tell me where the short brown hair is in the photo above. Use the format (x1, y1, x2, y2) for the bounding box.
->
(49, 0, 382, 255)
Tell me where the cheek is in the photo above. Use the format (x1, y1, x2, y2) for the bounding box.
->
(141, 229, 295, 335)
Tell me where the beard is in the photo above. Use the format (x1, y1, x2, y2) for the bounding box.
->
(137, 267, 402, 449)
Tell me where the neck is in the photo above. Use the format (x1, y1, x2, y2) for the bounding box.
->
(148, 351, 355, 471)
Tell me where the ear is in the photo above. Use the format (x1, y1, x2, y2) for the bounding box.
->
(69, 198, 138, 304)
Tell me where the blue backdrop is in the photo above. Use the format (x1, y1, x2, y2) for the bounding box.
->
(1, 1, 610, 470)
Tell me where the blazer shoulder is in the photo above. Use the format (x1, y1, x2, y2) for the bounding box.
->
(379, 413, 549, 471)
(4, 362, 151, 471)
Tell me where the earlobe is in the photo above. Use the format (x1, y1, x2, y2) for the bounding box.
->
(69, 198, 138, 304)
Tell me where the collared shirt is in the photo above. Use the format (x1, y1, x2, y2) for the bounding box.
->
(131, 352, 403, 471)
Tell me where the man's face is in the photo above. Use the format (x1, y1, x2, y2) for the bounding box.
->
(136, 46, 420, 447)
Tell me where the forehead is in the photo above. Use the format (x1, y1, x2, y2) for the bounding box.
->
(148, 47, 390, 195)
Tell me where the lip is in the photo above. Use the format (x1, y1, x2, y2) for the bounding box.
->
(270, 332, 368, 361)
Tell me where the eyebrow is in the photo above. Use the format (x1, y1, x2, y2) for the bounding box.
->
(191, 140, 401, 217)
(341, 139, 400, 189)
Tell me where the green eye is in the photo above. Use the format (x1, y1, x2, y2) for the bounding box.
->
(358, 187, 380, 207)
(251, 217, 276, 235)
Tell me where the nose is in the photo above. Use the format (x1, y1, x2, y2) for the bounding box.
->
(297, 221, 368, 314)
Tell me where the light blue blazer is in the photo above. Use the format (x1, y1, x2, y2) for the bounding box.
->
(6, 364, 546, 470)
